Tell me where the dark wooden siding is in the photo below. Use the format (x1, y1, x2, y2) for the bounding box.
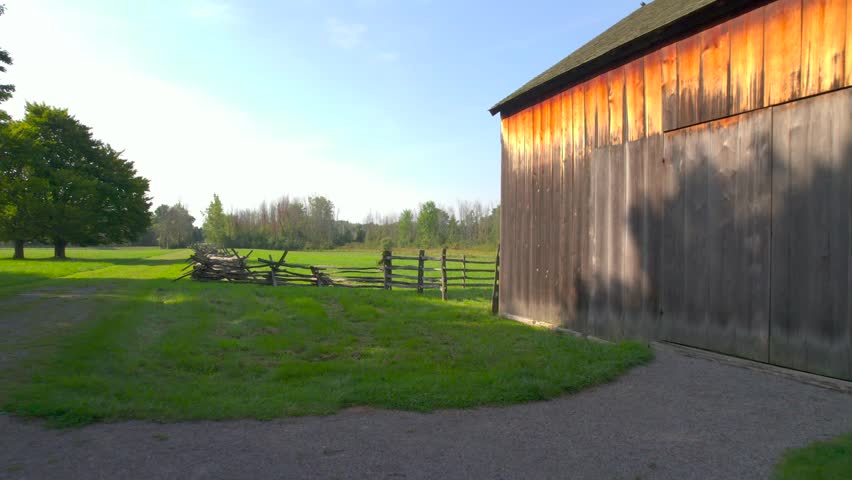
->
(499, 0, 852, 380)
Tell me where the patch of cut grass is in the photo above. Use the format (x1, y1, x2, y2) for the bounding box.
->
(0, 247, 170, 293)
(773, 434, 852, 480)
(1, 247, 652, 427)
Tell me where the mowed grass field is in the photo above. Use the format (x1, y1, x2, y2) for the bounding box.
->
(0, 247, 652, 427)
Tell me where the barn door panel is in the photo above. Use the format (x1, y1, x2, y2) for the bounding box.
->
(661, 110, 771, 360)
(770, 88, 852, 380)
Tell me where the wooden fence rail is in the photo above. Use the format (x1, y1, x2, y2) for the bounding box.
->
(179, 246, 500, 311)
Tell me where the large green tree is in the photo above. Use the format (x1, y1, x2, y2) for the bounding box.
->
(202, 193, 227, 247)
(0, 120, 49, 258)
(7, 103, 151, 258)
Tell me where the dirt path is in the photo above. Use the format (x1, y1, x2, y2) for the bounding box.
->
(1, 346, 849, 480)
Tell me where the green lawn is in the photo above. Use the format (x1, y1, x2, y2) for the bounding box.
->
(0, 247, 167, 294)
(0, 247, 652, 427)
(773, 435, 852, 480)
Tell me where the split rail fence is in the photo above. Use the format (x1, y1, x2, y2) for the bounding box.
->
(177, 246, 500, 313)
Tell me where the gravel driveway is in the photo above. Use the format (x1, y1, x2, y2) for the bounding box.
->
(1, 345, 850, 480)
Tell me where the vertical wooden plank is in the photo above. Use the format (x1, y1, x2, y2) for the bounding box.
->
(825, 89, 850, 379)
(699, 23, 731, 122)
(770, 100, 798, 370)
(803, 94, 833, 377)
(626, 58, 646, 142)
(609, 67, 626, 146)
(588, 75, 610, 148)
(549, 94, 562, 323)
(678, 33, 702, 128)
(682, 123, 709, 349)
(591, 146, 610, 337)
(739, 109, 773, 362)
(560, 92, 573, 326)
(506, 114, 515, 314)
(765, 0, 802, 106)
(521, 107, 532, 320)
(502, 116, 512, 313)
(609, 68, 626, 339)
(643, 51, 664, 337)
(801, 0, 846, 96)
(499, 116, 509, 313)
(542, 98, 553, 322)
(571, 85, 588, 331)
(533, 102, 543, 321)
(661, 130, 686, 342)
(510, 112, 519, 315)
(645, 50, 663, 137)
(704, 117, 733, 355)
(623, 138, 645, 337)
(730, 7, 766, 114)
(661, 44, 679, 131)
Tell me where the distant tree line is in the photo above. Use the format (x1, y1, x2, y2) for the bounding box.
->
(362, 200, 500, 250)
(0, 8, 151, 259)
(197, 194, 500, 251)
(200, 195, 353, 250)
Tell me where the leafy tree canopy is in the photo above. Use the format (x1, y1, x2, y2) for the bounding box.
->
(0, 103, 151, 258)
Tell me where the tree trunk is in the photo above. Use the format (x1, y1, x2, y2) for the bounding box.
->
(13, 240, 24, 260)
(54, 239, 67, 259)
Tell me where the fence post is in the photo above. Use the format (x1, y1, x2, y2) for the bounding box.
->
(440, 247, 448, 301)
(417, 249, 425, 294)
(462, 254, 467, 289)
(491, 243, 500, 315)
(382, 250, 392, 290)
(310, 266, 321, 287)
(268, 254, 278, 286)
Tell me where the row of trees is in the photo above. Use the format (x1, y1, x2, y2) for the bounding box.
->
(201, 195, 353, 250)
(0, 5, 151, 258)
(363, 200, 500, 249)
(195, 194, 500, 251)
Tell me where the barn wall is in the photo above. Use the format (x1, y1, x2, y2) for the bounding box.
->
(500, 0, 852, 380)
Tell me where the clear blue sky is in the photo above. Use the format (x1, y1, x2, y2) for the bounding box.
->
(0, 0, 641, 222)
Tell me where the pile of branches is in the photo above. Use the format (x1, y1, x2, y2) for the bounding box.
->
(176, 247, 268, 283)
(175, 247, 385, 289)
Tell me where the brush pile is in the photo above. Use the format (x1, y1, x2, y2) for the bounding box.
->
(176, 246, 267, 283)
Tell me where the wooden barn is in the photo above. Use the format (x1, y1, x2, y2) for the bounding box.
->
(490, 0, 852, 380)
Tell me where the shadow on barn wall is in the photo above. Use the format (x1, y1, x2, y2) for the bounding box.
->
(568, 90, 852, 380)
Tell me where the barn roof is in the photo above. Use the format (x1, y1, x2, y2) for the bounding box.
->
(489, 0, 761, 116)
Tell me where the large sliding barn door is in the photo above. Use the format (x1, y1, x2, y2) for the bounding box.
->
(770, 89, 852, 380)
(661, 109, 773, 362)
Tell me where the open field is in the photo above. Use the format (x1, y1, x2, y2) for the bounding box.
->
(0, 247, 651, 427)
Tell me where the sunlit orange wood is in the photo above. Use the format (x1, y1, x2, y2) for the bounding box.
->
(644, 50, 663, 136)
(678, 32, 702, 128)
(585, 76, 609, 148)
(700, 23, 731, 122)
(765, 0, 802, 105)
(730, 7, 765, 114)
(571, 84, 586, 159)
(561, 92, 572, 165)
(847, 0, 852, 86)
(661, 44, 678, 131)
(608, 67, 626, 145)
(801, 0, 846, 96)
(542, 97, 552, 171)
(533, 102, 542, 197)
(625, 58, 646, 142)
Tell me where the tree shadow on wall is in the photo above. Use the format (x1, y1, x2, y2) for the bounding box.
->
(570, 110, 851, 376)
